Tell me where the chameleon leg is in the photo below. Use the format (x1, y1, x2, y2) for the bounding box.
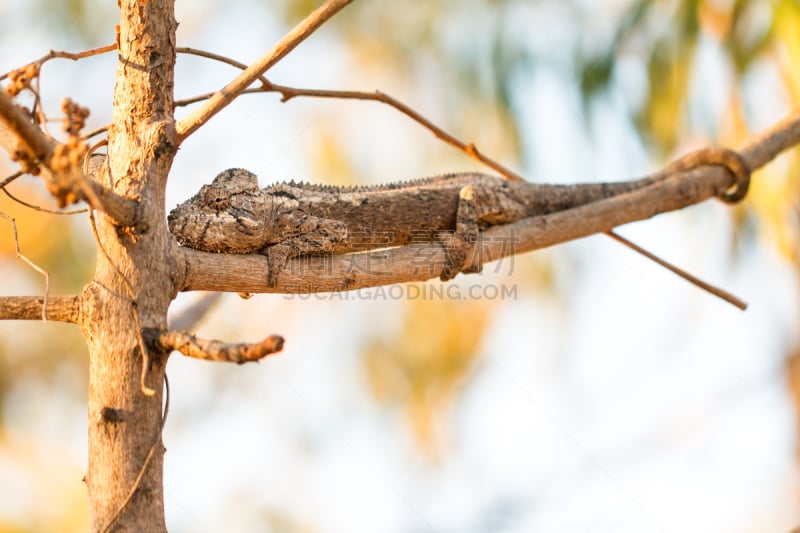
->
(264, 216, 347, 287)
(438, 185, 482, 281)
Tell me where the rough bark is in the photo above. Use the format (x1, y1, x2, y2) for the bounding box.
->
(1, 1, 800, 529)
(80, 1, 178, 530)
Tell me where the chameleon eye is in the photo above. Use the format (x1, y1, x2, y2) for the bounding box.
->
(201, 187, 231, 210)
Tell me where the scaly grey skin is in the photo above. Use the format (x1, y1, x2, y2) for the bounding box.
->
(168, 148, 750, 286)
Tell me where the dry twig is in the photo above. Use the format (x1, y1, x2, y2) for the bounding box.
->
(175, 0, 354, 141)
(0, 43, 117, 82)
(0, 212, 50, 320)
(150, 329, 284, 363)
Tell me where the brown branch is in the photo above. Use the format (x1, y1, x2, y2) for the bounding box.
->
(175, 0, 354, 142)
(0, 90, 53, 162)
(176, 47, 271, 89)
(172, 49, 737, 302)
(173, 169, 726, 294)
(0, 43, 117, 82)
(148, 328, 284, 363)
(0, 212, 51, 319)
(0, 170, 23, 190)
(171, 47, 777, 304)
(173, 48, 524, 181)
(2, 187, 88, 215)
(0, 295, 80, 322)
(0, 93, 137, 225)
(274, 86, 526, 182)
(175, 106, 800, 296)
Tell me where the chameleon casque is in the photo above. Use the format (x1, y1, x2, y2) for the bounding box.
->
(168, 148, 750, 286)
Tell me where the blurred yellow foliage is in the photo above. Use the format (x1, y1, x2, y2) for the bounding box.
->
(775, 0, 800, 100)
(0, 180, 92, 293)
(363, 294, 491, 459)
(0, 431, 88, 532)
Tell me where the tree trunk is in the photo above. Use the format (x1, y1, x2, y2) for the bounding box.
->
(82, 1, 178, 530)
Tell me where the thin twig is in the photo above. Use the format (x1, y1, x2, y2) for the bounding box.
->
(606, 230, 747, 310)
(100, 374, 169, 533)
(281, 86, 527, 182)
(176, 47, 271, 89)
(0, 43, 117, 82)
(0, 171, 23, 190)
(0, 86, 134, 224)
(2, 187, 87, 215)
(172, 50, 525, 181)
(80, 124, 109, 141)
(0, 212, 50, 320)
(175, 0, 354, 141)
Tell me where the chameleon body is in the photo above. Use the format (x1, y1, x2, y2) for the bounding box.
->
(168, 148, 750, 286)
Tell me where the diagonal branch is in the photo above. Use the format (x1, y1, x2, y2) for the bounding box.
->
(173, 49, 524, 181)
(0, 90, 53, 162)
(0, 93, 137, 225)
(175, 0, 354, 142)
(175, 106, 800, 296)
(173, 167, 731, 294)
(146, 328, 284, 363)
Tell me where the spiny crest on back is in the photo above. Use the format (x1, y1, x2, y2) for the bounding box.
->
(269, 172, 490, 193)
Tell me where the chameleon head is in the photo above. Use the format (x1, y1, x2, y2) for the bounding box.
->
(168, 168, 276, 253)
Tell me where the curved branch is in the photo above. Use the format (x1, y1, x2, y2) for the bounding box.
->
(0, 295, 80, 322)
(146, 328, 284, 363)
(175, 106, 800, 295)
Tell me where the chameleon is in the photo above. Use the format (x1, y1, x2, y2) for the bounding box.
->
(168, 147, 750, 286)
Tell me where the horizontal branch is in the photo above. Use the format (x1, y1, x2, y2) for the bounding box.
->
(174, 106, 800, 294)
(175, 168, 721, 293)
(0, 295, 80, 322)
(146, 328, 284, 363)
